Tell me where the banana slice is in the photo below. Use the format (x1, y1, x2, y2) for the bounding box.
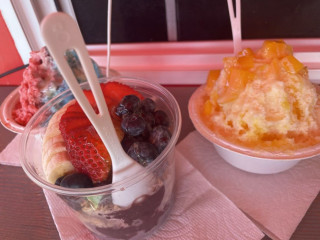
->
(42, 101, 75, 184)
(42, 99, 124, 184)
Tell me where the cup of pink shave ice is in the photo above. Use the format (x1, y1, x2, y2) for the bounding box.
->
(189, 40, 320, 174)
(20, 76, 182, 240)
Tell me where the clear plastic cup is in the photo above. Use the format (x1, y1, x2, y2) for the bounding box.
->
(20, 76, 182, 240)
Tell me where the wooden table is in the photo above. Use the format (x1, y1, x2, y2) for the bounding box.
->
(0, 85, 319, 240)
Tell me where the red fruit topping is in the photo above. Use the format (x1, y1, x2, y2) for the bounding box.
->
(63, 125, 112, 183)
(82, 82, 143, 119)
(101, 82, 144, 103)
(59, 81, 141, 183)
(83, 82, 143, 106)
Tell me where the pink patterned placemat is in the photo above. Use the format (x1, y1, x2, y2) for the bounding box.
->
(0, 134, 21, 166)
(177, 131, 320, 240)
(43, 150, 264, 240)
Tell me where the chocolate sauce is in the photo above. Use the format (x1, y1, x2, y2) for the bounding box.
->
(58, 185, 168, 239)
(95, 186, 166, 239)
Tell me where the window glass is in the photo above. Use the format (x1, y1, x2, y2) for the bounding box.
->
(176, 0, 232, 41)
(71, 0, 167, 44)
(242, 0, 320, 39)
(70, 0, 320, 43)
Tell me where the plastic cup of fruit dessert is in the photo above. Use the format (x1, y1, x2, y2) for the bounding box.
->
(20, 76, 182, 240)
(189, 85, 320, 174)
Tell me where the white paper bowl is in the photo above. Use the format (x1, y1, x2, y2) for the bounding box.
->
(189, 85, 320, 174)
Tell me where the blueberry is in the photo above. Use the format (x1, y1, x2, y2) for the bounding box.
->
(94, 179, 111, 187)
(127, 142, 159, 166)
(154, 110, 169, 127)
(116, 95, 140, 116)
(149, 125, 171, 152)
(141, 98, 156, 112)
(115, 105, 128, 117)
(59, 173, 94, 188)
(139, 127, 151, 140)
(141, 111, 155, 128)
(121, 113, 146, 136)
(55, 176, 65, 186)
(121, 135, 136, 153)
(121, 132, 150, 153)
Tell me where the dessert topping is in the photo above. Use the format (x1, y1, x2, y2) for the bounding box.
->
(59, 82, 142, 184)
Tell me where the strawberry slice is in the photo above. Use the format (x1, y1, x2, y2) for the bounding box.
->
(60, 115, 91, 132)
(82, 82, 143, 117)
(59, 81, 140, 183)
(83, 82, 143, 106)
(102, 82, 144, 103)
(64, 125, 112, 183)
(60, 106, 123, 183)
